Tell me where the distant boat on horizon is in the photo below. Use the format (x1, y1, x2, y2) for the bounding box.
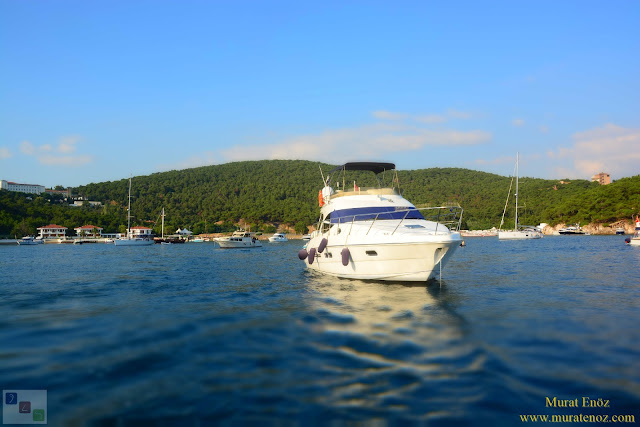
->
(558, 224, 586, 235)
(114, 177, 154, 246)
(214, 230, 262, 248)
(498, 153, 543, 240)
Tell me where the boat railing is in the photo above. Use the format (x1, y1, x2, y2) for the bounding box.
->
(335, 205, 463, 237)
(330, 187, 398, 199)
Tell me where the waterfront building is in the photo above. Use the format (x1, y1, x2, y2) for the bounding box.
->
(1, 180, 45, 194)
(37, 224, 68, 239)
(74, 225, 103, 238)
(129, 226, 153, 238)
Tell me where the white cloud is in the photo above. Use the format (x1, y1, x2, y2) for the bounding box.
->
(512, 118, 525, 127)
(58, 136, 81, 153)
(372, 110, 409, 120)
(549, 123, 640, 179)
(474, 155, 515, 166)
(447, 109, 473, 120)
(15, 135, 93, 167)
(163, 109, 489, 172)
(156, 151, 219, 171)
(39, 154, 93, 166)
(373, 109, 475, 124)
(220, 122, 491, 164)
(0, 147, 11, 159)
(20, 141, 35, 155)
(415, 114, 446, 124)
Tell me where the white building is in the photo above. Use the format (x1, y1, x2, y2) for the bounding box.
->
(1, 180, 45, 194)
(74, 225, 103, 238)
(72, 200, 103, 207)
(130, 226, 153, 237)
(37, 224, 68, 239)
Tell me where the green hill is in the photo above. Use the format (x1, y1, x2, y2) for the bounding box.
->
(2, 159, 639, 237)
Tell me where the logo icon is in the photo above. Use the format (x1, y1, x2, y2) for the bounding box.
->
(2, 390, 46, 424)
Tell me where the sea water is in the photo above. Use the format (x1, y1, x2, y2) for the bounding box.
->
(1, 236, 639, 425)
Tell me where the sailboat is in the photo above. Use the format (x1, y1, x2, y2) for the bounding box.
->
(155, 208, 185, 244)
(498, 153, 543, 240)
(114, 177, 155, 246)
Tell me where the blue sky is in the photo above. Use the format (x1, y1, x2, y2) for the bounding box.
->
(1, 1, 638, 188)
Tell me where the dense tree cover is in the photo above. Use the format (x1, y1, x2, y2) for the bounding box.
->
(1, 160, 639, 238)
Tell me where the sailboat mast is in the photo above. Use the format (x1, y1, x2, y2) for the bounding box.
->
(127, 177, 132, 235)
(515, 152, 519, 231)
(161, 207, 165, 239)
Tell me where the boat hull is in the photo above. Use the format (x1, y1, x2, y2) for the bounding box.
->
(215, 238, 262, 248)
(498, 230, 542, 240)
(304, 229, 462, 282)
(629, 238, 640, 246)
(113, 238, 155, 246)
(17, 237, 44, 245)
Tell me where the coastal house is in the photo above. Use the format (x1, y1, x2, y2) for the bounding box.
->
(129, 226, 153, 237)
(74, 225, 103, 238)
(37, 224, 67, 239)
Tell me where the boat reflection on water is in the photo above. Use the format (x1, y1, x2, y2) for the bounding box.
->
(300, 274, 486, 421)
(305, 274, 466, 339)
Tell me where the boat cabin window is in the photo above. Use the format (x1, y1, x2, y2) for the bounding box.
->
(329, 206, 424, 223)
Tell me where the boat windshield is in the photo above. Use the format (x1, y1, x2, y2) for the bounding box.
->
(329, 206, 424, 223)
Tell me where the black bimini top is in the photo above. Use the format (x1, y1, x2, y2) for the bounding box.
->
(329, 162, 396, 175)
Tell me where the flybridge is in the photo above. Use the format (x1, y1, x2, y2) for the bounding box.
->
(328, 162, 396, 175)
(325, 162, 400, 192)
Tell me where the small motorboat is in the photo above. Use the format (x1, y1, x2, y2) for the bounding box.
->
(214, 230, 262, 248)
(268, 233, 288, 242)
(17, 236, 44, 245)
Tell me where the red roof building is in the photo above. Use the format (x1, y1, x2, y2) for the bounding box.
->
(74, 225, 104, 238)
(37, 224, 68, 239)
(129, 226, 153, 237)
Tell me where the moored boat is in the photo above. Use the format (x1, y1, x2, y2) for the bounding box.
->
(558, 224, 586, 235)
(214, 230, 262, 248)
(298, 162, 463, 282)
(268, 233, 288, 242)
(17, 236, 44, 245)
(625, 216, 640, 246)
(114, 177, 155, 246)
(498, 153, 543, 240)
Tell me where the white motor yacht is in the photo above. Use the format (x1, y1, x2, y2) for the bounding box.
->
(558, 224, 586, 235)
(268, 233, 288, 242)
(626, 216, 640, 246)
(214, 230, 262, 248)
(17, 236, 44, 245)
(298, 162, 463, 282)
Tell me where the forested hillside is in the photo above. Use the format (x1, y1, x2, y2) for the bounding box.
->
(2, 159, 639, 237)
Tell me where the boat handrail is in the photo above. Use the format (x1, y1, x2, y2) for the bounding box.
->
(335, 205, 464, 236)
(331, 187, 398, 198)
